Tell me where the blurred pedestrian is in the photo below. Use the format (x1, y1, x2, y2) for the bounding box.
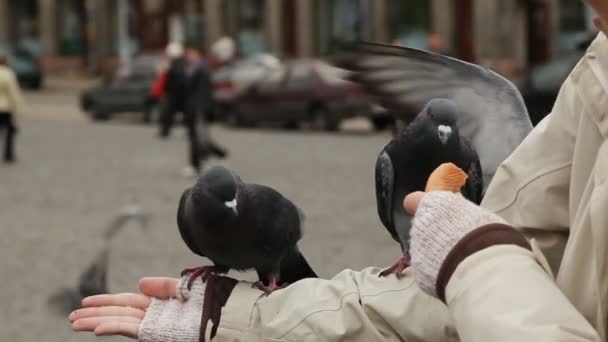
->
(0, 53, 23, 164)
(159, 42, 187, 139)
(184, 47, 228, 177)
(159, 43, 227, 177)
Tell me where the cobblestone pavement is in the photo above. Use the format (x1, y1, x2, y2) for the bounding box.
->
(1, 81, 399, 341)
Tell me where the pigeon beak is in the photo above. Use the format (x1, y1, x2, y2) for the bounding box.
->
(224, 198, 238, 216)
(437, 125, 452, 145)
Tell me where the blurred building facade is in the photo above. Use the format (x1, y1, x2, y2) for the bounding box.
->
(0, 0, 594, 79)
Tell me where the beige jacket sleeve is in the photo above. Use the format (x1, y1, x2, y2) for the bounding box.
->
(214, 268, 458, 342)
(445, 245, 599, 342)
(483, 32, 608, 339)
(212, 246, 598, 342)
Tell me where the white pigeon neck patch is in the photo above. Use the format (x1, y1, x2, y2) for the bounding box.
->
(438, 125, 452, 144)
(224, 198, 237, 209)
(438, 125, 452, 134)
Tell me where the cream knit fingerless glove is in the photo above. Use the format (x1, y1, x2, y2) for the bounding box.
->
(410, 191, 507, 297)
(139, 277, 205, 342)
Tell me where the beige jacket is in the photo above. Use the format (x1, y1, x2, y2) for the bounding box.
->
(211, 33, 608, 342)
(0, 65, 23, 115)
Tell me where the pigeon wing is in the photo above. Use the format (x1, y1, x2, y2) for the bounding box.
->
(462, 150, 484, 205)
(177, 189, 206, 257)
(375, 149, 399, 242)
(340, 43, 533, 185)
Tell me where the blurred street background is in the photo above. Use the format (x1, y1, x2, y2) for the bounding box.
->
(0, 0, 600, 341)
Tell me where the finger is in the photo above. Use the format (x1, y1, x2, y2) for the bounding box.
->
(72, 316, 141, 332)
(139, 277, 179, 299)
(69, 306, 145, 322)
(403, 191, 425, 215)
(82, 293, 151, 310)
(94, 321, 140, 339)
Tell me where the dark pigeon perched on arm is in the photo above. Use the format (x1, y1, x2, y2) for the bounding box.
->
(338, 42, 533, 191)
(375, 98, 483, 277)
(177, 166, 317, 294)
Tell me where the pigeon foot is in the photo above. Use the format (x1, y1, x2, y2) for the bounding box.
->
(181, 266, 222, 289)
(252, 278, 285, 296)
(379, 255, 410, 279)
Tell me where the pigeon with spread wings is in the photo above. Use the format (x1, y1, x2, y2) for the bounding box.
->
(375, 98, 483, 277)
(339, 42, 533, 190)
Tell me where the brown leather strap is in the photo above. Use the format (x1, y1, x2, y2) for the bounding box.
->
(436, 223, 531, 303)
(200, 275, 238, 342)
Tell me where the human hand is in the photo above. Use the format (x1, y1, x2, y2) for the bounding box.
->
(403, 191, 425, 215)
(69, 277, 178, 339)
(403, 191, 525, 301)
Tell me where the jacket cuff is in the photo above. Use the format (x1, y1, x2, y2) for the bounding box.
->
(435, 223, 531, 303)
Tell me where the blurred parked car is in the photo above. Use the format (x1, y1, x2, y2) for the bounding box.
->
(520, 33, 593, 125)
(80, 54, 166, 122)
(0, 43, 43, 89)
(519, 51, 583, 125)
(218, 59, 373, 131)
(212, 53, 281, 119)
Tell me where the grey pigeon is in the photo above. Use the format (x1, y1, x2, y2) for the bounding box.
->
(375, 98, 482, 277)
(49, 204, 150, 315)
(47, 248, 109, 315)
(339, 42, 532, 191)
(177, 166, 317, 294)
(103, 204, 149, 240)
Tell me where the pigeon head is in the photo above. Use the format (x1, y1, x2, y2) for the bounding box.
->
(191, 166, 239, 217)
(423, 98, 459, 145)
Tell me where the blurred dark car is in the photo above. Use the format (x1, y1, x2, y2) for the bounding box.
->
(520, 34, 594, 125)
(520, 51, 584, 125)
(219, 60, 372, 131)
(212, 53, 281, 120)
(0, 43, 43, 89)
(80, 54, 166, 122)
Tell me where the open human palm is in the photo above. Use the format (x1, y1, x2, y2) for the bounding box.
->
(69, 277, 179, 339)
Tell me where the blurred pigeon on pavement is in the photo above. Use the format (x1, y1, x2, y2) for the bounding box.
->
(47, 248, 109, 315)
(177, 165, 317, 294)
(375, 98, 482, 277)
(339, 42, 533, 190)
(103, 204, 149, 240)
(49, 204, 150, 315)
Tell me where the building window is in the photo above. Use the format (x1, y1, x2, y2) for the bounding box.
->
(237, 0, 266, 57)
(8, 0, 38, 44)
(317, 0, 372, 55)
(59, 0, 86, 56)
(558, 0, 588, 52)
(184, 0, 205, 48)
(113, 0, 140, 59)
(389, 0, 430, 50)
(220, 0, 266, 57)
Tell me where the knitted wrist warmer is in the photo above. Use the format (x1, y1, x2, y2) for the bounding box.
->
(409, 191, 507, 297)
(139, 276, 205, 342)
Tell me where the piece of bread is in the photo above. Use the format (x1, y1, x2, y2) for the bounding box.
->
(425, 163, 468, 192)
